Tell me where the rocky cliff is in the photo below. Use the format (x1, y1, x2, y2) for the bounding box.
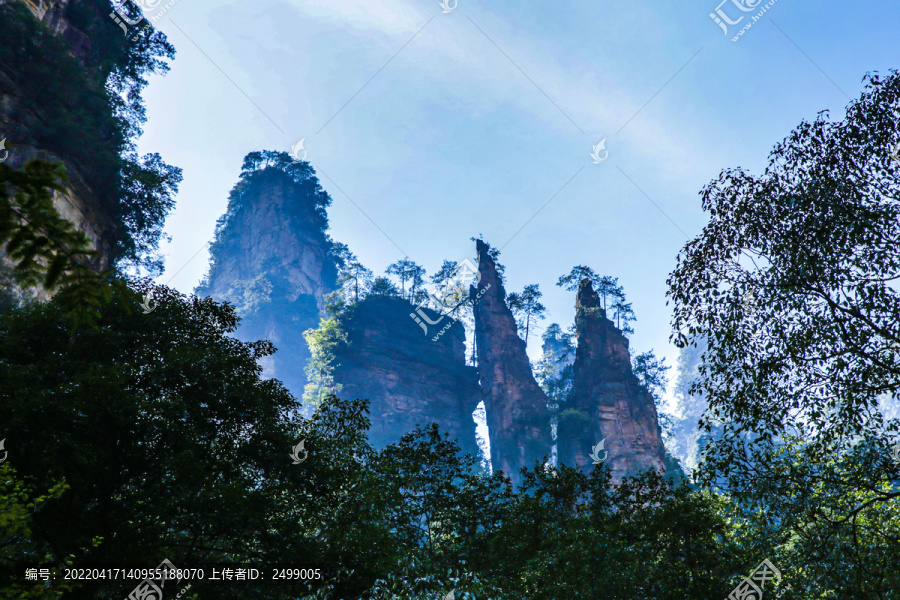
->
(1, 0, 179, 287)
(558, 279, 666, 482)
(200, 167, 334, 312)
(331, 295, 482, 458)
(0, 0, 119, 275)
(197, 157, 338, 397)
(471, 240, 552, 485)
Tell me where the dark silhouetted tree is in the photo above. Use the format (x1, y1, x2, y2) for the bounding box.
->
(507, 283, 547, 348)
(611, 296, 635, 335)
(386, 258, 426, 302)
(557, 267, 624, 311)
(668, 70, 900, 586)
(369, 276, 401, 297)
(556, 265, 600, 292)
(337, 252, 374, 303)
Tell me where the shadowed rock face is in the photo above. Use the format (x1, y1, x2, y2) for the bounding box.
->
(201, 170, 334, 312)
(0, 0, 119, 279)
(471, 240, 552, 486)
(558, 279, 666, 483)
(332, 296, 481, 459)
(199, 168, 336, 396)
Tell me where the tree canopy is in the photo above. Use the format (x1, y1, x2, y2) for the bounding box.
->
(668, 70, 900, 590)
(507, 283, 547, 348)
(0, 1, 180, 274)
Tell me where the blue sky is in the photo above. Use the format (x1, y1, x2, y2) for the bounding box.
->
(137, 0, 899, 392)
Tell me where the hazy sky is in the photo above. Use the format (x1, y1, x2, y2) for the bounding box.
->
(137, 0, 898, 391)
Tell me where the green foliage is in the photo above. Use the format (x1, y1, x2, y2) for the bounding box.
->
(430, 260, 460, 290)
(610, 294, 635, 335)
(0, 464, 79, 600)
(237, 150, 332, 228)
(632, 349, 673, 437)
(557, 266, 626, 315)
(115, 151, 182, 274)
(428, 259, 475, 322)
(386, 258, 427, 303)
(0, 281, 300, 599)
(336, 251, 374, 304)
(557, 408, 590, 429)
(556, 264, 600, 292)
(0, 1, 179, 273)
(362, 559, 506, 600)
(303, 314, 349, 408)
(0, 2, 118, 192)
(536, 323, 575, 414)
(632, 350, 670, 398)
(3, 282, 898, 597)
(220, 273, 275, 315)
(506, 283, 546, 348)
(662, 450, 689, 488)
(0, 161, 93, 288)
(668, 69, 900, 592)
(369, 276, 401, 297)
(0, 159, 115, 326)
(0, 260, 38, 310)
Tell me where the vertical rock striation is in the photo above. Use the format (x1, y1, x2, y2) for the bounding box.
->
(558, 279, 666, 482)
(200, 168, 334, 312)
(332, 295, 481, 459)
(471, 240, 552, 485)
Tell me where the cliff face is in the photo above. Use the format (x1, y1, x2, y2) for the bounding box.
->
(0, 0, 119, 274)
(332, 295, 481, 459)
(202, 168, 334, 311)
(25, 0, 93, 58)
(0, 145, 116, 276)
(472, 240, 552, 485)
(199, 166, 336, 397)
(558, 279, 666, 482)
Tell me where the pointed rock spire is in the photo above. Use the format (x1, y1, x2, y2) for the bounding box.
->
(471, 240, 552, 486)
(558, 279, 666, 482)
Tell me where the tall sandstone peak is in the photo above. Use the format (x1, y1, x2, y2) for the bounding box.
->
(471, 240, 551, 485)
(332, 295, 481, 460)
(201, 168, 334, 310)
(558, 279, 666, 482)
(199, 165, 336, 397)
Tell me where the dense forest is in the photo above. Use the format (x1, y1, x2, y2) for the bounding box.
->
(1, 1, 900, 599)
